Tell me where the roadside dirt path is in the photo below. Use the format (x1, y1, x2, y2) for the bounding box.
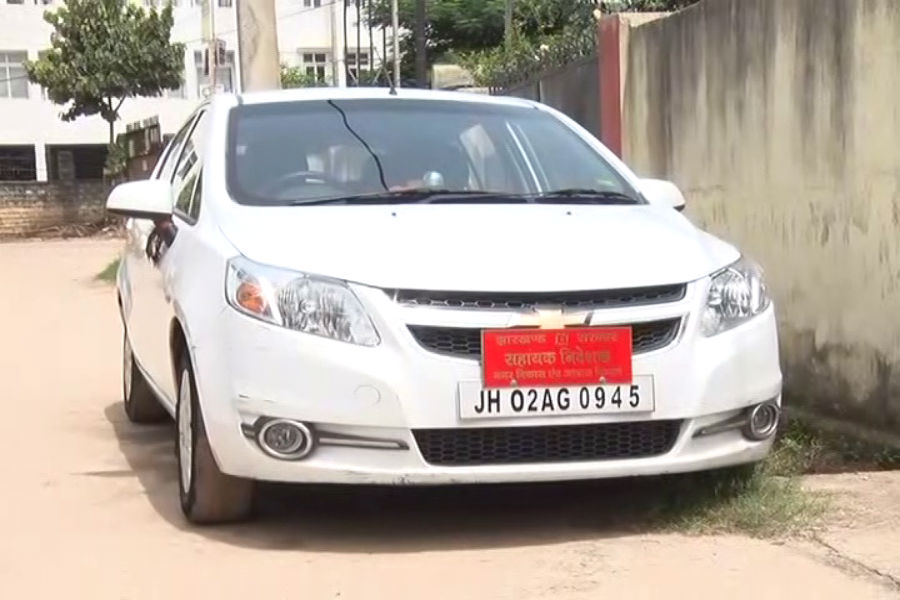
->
(0, 239, 896, 599)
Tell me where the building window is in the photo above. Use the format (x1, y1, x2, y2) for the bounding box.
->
(5, 1, 26, 5)
(0, 51, 28, 99)
(303, 0, 322, 8)
(346, 51, 370, 83)
(46, 145, 106, 181)
(218, 0, 233, 6)
(0, 145, 35, 181)
(301, 51, 330, 83)
(194, 49, 235, 97)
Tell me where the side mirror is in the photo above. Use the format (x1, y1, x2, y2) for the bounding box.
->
(639, 178, 686, 212)
(106, 179, 174, 219)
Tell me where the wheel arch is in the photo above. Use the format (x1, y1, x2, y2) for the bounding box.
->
(169, 293, 201, 374)
(169, 317, 188, 379)
(167, 304, 206, 408)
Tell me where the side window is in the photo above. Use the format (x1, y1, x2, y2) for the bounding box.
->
(515, 118, 632, 194)
(171, 111, 206, 189)
(459, 124, 495, 190)
(459, 123, 529, 193)
(170, 112, 206, 223)
(153, 115, 196, 181)
(189, 172, 203, 220)
(174, 172, 198, 215)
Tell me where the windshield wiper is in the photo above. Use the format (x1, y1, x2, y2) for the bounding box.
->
(288, 188, 640, 206)
(290, 189, 528, 206)
(531, 188, 641, 204)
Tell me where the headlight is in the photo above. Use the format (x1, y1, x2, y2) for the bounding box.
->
(225, 256, 380, 347)
(700, 256, 770, 336)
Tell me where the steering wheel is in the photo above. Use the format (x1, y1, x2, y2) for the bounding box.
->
(260, 170, 343, 196)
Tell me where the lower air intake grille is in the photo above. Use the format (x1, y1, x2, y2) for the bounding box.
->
(413, 420, 682, 466)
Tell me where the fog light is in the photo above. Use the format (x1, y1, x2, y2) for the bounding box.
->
(743, 401, 780, 441)
(257, 419, 314, 460)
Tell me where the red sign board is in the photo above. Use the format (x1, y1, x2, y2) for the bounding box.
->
(481, 327, 633, 389)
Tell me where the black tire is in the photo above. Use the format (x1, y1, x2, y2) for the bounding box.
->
(123, 332, 168, 423)
(176, 352, 254, 524)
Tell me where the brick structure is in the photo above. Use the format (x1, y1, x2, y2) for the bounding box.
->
(0, 180, 110, 238)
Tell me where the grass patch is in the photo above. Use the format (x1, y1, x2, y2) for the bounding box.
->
(95, 258, 120, 283)
(654, 456, 827, 538)
(649, 429, 829, 538)
(776, 416, 900, 473)
(646, 413, 900, 537)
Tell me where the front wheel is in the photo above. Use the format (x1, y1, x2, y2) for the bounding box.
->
(176, 353, 254, 524)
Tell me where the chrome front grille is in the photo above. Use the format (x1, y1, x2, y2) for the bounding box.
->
(391, 284, 686, 311)
(408, 318, 682, 360)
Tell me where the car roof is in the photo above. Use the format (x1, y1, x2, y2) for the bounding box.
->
(233, 86, 540, 110)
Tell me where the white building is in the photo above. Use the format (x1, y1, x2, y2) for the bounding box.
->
(0, 0, 387, 181)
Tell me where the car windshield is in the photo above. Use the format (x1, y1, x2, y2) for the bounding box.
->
(226, 98, 642, 206)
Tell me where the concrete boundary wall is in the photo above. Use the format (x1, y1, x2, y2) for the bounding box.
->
(0, 181, 109, 238)
(621, 0, 900, 435)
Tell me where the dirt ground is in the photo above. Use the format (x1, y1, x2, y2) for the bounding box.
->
(1, 239, 897, 600)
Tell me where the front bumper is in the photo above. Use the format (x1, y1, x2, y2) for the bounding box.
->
(190, 281, 782, 484)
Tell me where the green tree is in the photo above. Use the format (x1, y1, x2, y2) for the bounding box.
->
(24, 0, 185, 145)
(369, 0, 697, 81)
(280, 65, 326, 89)
(369, 0, 597, 57)
(281, 64, 389, 89)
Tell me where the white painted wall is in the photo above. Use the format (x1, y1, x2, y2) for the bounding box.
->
(0, 0, 385, 180)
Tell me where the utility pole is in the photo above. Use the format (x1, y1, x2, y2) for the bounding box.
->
(329, 0, 346, 87)
(414, 0, 426, 88)
(504, 0, 514, 51)
(356, 0, 362, 84)
(202, 0, 217, 94)
(391, 0, 400, 89)
(236, 0, 281, 92)
(367, 0, 375, 82)
(342, 0, 349, 85)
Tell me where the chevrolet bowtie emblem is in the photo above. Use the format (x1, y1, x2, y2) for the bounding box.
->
(513, 306, 591, 329)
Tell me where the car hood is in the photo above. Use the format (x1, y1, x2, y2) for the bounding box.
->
(218, 204, 739, 291)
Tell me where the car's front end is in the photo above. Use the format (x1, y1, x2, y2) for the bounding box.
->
(183, 90, 781, 488)
(189, 234, 781, 486)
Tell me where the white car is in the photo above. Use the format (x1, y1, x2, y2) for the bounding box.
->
(108, 88, 781, 524)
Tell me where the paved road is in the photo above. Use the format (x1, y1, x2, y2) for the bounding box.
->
(0, 239, 897, 599)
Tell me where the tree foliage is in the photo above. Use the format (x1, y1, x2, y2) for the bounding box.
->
(280, 64, 388, 89)
(369, 0, 697, 86)
(280, 65, 326, 89)
(602, 0, 698, 11)
(103, 139, 130, 181)
(369, 0, 589, 66)
(24, 0, 184, 143)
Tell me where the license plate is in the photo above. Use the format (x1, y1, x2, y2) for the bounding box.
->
(482, 327, 633, 388)
(458, 376, 654, 420)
